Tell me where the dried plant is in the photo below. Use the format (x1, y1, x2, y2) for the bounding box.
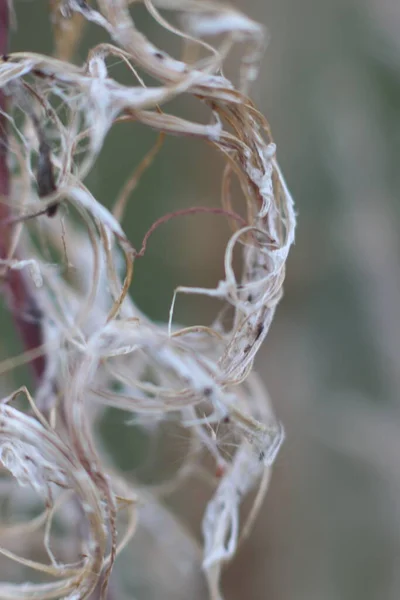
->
(0, 1, 295, 598)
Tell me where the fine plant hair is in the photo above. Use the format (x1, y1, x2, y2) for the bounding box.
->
(0, 1, 295, 599)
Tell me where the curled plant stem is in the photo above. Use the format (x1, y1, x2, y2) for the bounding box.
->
(136, 206, 248, 257)
(0, 2, 295, 598)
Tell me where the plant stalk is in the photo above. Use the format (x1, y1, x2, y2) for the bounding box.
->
(0, 0, 46, 383)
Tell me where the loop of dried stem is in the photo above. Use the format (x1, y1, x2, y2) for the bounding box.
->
(0, 1, 295, 598)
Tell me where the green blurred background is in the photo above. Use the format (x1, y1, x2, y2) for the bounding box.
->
(4, 1, 400, 599)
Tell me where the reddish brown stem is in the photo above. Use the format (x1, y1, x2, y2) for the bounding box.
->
(137, 206, 248, 258)
(0, 1, 45, 382)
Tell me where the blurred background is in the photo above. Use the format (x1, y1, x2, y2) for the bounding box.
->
(4, 0, 400, 599)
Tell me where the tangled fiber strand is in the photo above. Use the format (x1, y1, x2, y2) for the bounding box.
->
(0, 1, 295, 598)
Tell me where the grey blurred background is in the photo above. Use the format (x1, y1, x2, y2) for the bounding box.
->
(5, 1, 400, 599)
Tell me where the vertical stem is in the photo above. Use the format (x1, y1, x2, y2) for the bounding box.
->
(0, 0, 46, 383)
(0, 0, 9, 198)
